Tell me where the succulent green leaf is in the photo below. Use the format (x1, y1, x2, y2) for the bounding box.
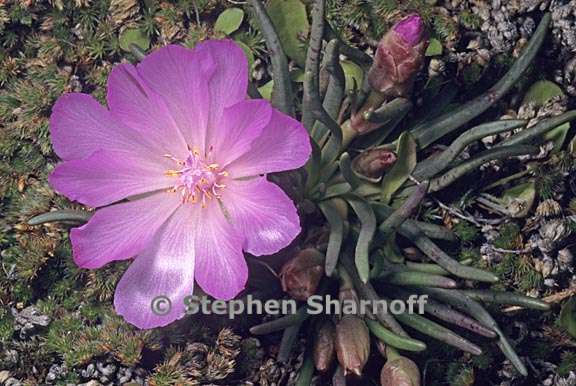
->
(290, 68, 306, 82)
(119, 28, 150, 53)
(258, 80, 274, 100)
(346, 195, 377, 283)
(366, 319, 426, 352)
(339, 152, 361, 190)
(234, 40, 255, 71)
(380, 132, 417, 204)
(295, 351, 314, 386)
(214, 8, 245, 35)
(425, 38, 443, 56)
(319, 200, 345, 277)
(559, 296, 576, 338)
(267, 0, 310, 67)
(28, 210, 92, 225)
(340, 59, 364, 92)
(522, 80, 564, 106)
(502, 180, 536, 218)
(523, 80, 569, 150)
(544, 123, 571, 151)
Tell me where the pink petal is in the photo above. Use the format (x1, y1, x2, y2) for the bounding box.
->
(194, 202, 248, 300)
(223, 177, 301, 255)
(210, 99, 272, 167)
(194, 40, 249, 129)
(226, 110, 311, 177)
(136, 44, 215, 154)
(107, 64, 189, 159)
(70, 192, 181, 269)
(49, 150, 174, 208)
(50, 93, 153, 161)
(114, 205, 196, 329)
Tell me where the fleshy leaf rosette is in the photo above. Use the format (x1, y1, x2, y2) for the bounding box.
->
(367, 14, 428, 98)
(48, 40, 311, 329)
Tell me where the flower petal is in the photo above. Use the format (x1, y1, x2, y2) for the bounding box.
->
(194, 39, 248, 128)
(107, 64, 189, 159)
(194, 202, 247, 300)
(114, 204, 196, 329)
(223, 177, 301, 255)
(49, 150, 174, 207)
(70, 192, 181, 269)
(226, 110, 311, 177)
(136, 44, 215, 153)
(50, 93, 151, 161)
(210, 99, 272, 167)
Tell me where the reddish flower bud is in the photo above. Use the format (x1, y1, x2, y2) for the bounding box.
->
(313, 320, 336, 372)
(368, 14, 428, 98)
(380, 356, 421, 386)
(279, 248, 324, 301)
(352, 148, 397, 179)
(335, 315, 370, 376)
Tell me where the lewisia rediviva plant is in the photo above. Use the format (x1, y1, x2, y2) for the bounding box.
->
(29, 2, 571, 383)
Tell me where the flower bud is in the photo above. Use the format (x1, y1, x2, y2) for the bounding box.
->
(368, 14, 428, 98)
(380, 356, 421, 386)
(352, 148, 397, 179)
(313, 320, 336, 372)
(335, 315, 370, 376)
(279, 248, 324, 301)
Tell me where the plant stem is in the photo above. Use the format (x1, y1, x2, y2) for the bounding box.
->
(428, 145, 538, 192)
(422, 288, 528, 376)
(461, 290, 550, 310)
(28, 209, 92, 225)
(366, 319, 427, 352)
(248, 0, 295, 116)
(413, 120, 526, 180)
(409, 13, 551, 148)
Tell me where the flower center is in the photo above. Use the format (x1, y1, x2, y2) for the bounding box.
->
(164, 146, 227, 207)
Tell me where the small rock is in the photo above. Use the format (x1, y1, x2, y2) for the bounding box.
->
(0, 371, 10, 383)
(4, 378, 23, 386)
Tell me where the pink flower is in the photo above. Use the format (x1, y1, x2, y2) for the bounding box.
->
(48, 40, 311, 329)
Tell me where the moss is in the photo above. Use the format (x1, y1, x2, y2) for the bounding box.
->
(527, 339, 555, 361)
(0, 311, 14, 344)
(471, 351, 494, 370)
(487, 223, 543, 291)
(458, 10, 482, 30)
(462, 63, 484, 87)
(44, 311, 151, 368)
(558, 351, 576, 377)
(432, 12, 458, 42)
(446, 362, 475, 386)
(453, 221, 480, 242)
(44, 315, 86, 366)
(326, 0, 457, 43)
(493, 223, 521, 249)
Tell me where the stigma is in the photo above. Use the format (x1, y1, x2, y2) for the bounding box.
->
(164, 146, 227, 207)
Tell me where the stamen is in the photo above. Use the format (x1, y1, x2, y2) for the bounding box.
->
(163, 145, 228, 207)
(165, 170, 181, 177)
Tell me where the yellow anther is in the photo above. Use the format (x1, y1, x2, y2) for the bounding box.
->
(164, 145, 228, 208)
